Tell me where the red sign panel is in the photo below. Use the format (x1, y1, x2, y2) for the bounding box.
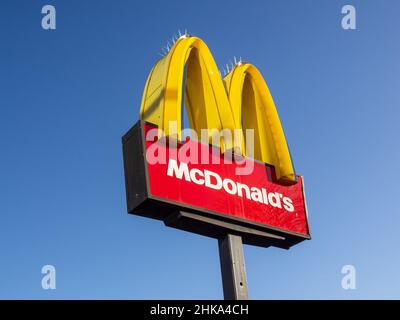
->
(144, 123, 310, 237)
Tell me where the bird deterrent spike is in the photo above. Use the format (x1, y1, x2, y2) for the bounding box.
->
(179, 29, 189, 39)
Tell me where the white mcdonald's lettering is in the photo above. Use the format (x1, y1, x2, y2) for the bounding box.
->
(166, 159, 294, 213)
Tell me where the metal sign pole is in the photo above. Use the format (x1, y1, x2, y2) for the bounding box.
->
(218, 233, 249, 300)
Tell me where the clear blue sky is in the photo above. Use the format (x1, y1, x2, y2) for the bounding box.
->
(1, 0, 399, 299)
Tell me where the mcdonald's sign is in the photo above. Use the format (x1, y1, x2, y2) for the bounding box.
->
(123, 35, 310, 249)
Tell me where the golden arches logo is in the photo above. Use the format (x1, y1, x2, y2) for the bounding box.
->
(140, 36, 296, 184)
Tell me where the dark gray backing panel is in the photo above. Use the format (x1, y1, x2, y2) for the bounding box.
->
(122, 121, 309, 249)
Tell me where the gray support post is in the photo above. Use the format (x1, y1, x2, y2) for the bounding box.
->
(218, 233, 249, 300)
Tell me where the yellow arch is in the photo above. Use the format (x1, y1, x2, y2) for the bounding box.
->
(140, 36, 239, 151)
(223, 63, 296, 184)
(140, 36, 296, 184)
